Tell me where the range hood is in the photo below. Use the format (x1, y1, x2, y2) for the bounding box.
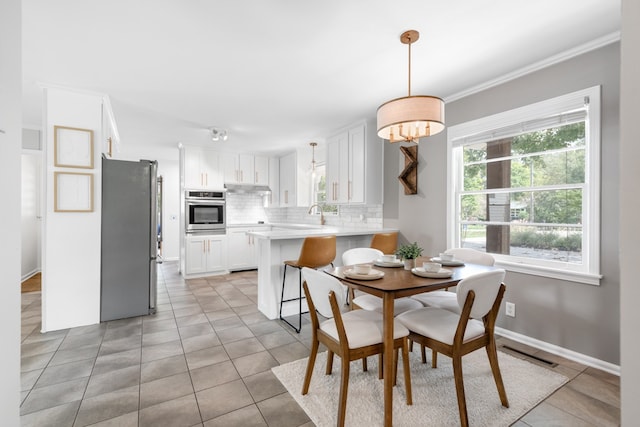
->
(224, 183, 272, 195)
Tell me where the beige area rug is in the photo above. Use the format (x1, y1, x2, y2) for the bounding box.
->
(272, 348, 568, 427)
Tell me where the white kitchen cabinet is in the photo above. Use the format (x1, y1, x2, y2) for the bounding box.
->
(185, 234, 227, 275)
(267, 157, 280, 206)
(222, 153, 259, 184)
(254, 155, 269, 185)
(102, 105, 118, 158)
(279, 152, 296, 207)
(325, 120, 380, 204)
(348, 124, 366, 203)
(326, 130, 349, 203)
(227, 226, 270, 271)
(221, 153, 245, 184)
(183, 147, 224, 190)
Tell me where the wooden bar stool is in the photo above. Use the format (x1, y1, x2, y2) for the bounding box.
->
(279, 235, 336, 333)
(370, 232, 398, 255)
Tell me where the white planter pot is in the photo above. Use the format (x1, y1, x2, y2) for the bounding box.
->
(403, 259, 415, 270)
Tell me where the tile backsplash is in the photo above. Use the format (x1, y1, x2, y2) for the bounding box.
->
(226, 193, 382, 228)
(225, 193, 268, 224)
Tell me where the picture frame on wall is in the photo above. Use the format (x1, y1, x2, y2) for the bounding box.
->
(54, 125, 94, 169)
(54, 172, 94, 212)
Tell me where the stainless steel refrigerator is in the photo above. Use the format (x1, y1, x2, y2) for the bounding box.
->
(101, 156, 158, 322)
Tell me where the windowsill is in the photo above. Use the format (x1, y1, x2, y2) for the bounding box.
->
(495, 260, 602, 285)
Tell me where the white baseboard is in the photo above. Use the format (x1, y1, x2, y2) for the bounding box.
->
(496, 327, 620, 376)
(21, 269, 40, 282)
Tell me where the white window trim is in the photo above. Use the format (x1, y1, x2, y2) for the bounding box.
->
(446, 86, 602, 285)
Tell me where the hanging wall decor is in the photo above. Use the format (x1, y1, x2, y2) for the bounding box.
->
(54, 125, 94, 169)
(54, 171, 94, 212)
(399, 145, 418, 195)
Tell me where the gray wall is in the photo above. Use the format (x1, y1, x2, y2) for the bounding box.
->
(385, 43, 621, 364)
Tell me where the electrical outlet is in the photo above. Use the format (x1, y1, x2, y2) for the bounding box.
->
(505, 302, 516, 317)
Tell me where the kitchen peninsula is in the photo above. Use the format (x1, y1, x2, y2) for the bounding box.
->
(248, 225, 399, 320)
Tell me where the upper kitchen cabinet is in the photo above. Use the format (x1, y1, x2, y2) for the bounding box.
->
(222, 153, 269, 185)
(268, 157, 280, 206)
(254, 155, 269, 185)
(279, 151, 296, 207)
(183, 146, 224, 190)
(222, 153, 252, 184)
(326, 120, 381, 204)
(101, 101, 119, 158)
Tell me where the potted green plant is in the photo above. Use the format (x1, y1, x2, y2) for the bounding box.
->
(396, 242, 423, 270)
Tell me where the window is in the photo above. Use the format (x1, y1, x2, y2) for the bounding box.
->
(311, 164, 337, 214)
(448, 86, 601, 285)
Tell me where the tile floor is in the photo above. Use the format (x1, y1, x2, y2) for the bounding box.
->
(20, 261, 620, 426)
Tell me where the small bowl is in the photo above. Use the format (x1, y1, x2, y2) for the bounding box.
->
(439, 253, 454, 262)
(381, 254, 397, 263)
(354, 264, 372, 275)
(423, 262, 442, 273)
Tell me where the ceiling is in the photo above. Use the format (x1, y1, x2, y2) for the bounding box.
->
(22, 0, 620, 156)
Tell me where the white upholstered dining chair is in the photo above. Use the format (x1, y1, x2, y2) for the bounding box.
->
(342, 247, 423, 315)
(397, 269, 509, 427)
(410, 248, 496, 363)
(301, 267, 413, 427)
(411, 248, 495, 314)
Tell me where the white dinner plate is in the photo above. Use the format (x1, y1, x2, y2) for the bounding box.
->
(373, 259, 404, 268)
(344, 268, 385, 280)
(430, 257, 465, 267)
(411, 267, 453, 278)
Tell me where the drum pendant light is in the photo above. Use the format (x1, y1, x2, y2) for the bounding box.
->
(377, 30, 445, 143)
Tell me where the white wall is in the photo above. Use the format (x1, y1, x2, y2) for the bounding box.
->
(0, 0, 22, 422)
(42, 88, 104, 331)
(158, 160, 180, 261)
(620, 0, 640, 422)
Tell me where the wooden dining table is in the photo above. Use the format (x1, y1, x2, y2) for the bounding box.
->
(326, 257, 497, 427)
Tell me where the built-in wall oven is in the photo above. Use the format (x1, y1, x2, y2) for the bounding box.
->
(185, 190, 226, 233)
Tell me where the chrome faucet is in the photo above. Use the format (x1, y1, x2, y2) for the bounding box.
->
(308, 203, 326, 225)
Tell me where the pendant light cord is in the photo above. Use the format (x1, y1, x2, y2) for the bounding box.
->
(407, 35, 412, 96)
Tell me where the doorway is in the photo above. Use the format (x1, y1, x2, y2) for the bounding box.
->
(21, 150, 42, 291)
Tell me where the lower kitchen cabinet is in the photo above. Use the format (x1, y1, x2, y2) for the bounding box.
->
(185, 234, 228, 275)
(228, 226, 269, 271)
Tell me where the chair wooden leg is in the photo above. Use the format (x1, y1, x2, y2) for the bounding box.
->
(337, 356, 350, 427)
(486, 340, 509, 407)
(362, 357, 368, 372)
(393, 348, 398, 386)
(402, 338, 413, 405)
(452, 355, 469, 427)
(326, 350, 334, 375)
(431, 349, 438, 368)
(420, 344, 426, 364)
(378, 354, 383, 379)
(302, 339, 319, 395)
(409, 339, 414, 352)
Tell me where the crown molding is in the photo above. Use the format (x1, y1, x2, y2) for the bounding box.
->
(445, 32, 621, 103)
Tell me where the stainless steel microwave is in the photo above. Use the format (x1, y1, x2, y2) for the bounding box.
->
(185, 191, 226, 233)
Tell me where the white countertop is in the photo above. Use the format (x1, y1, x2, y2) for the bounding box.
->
(226, 223, 271, 228)
(248, 225, 398, 240)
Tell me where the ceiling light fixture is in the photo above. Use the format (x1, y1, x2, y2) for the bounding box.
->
(209, 127, 228, 142)
(377, 30, 445, 143)
(309, 141, 318, 173)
